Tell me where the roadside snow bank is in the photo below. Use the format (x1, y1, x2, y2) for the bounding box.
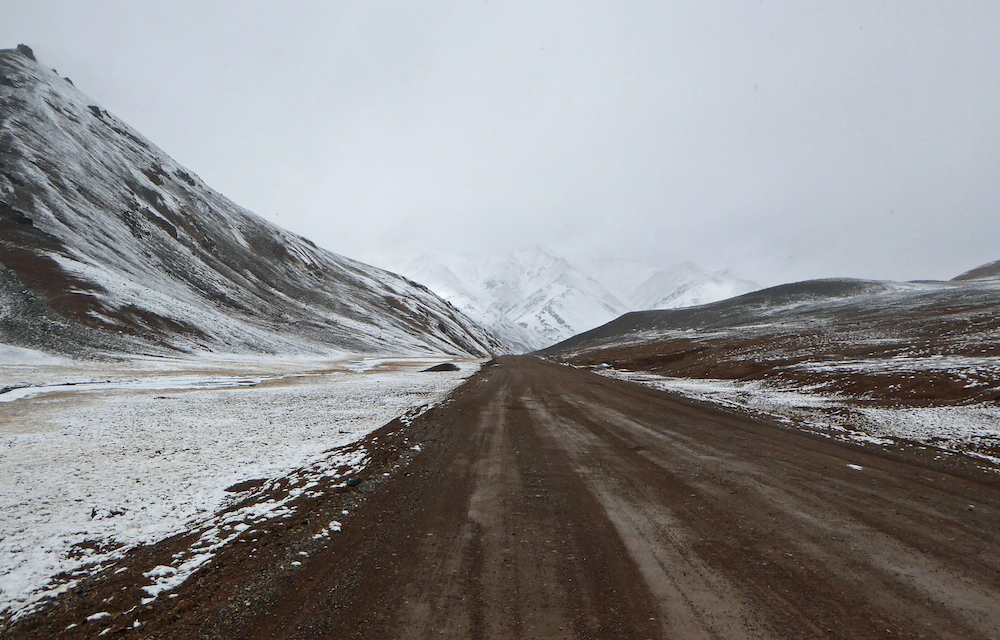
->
(0, 355, 477, 618)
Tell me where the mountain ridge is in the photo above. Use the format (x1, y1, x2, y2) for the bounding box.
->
(395, 247, 758, 352)
(953, 259, 1000, 281)
(0, 46, 500, 358)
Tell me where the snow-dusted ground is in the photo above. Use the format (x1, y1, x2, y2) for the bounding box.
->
(0, 349, 479, 618)
(596, 367, 1000, 468)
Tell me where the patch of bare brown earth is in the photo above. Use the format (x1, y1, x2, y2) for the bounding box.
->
(5, 357, 1000, 639)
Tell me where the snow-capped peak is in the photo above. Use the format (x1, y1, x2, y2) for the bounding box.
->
(392, 248, 757, 352)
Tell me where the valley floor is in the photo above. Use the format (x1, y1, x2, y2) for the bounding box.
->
(0, 351, 477, 621)
(5, 356, 1000, 639)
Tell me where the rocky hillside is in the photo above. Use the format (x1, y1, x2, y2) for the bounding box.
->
(953, 259, 1000, 281)
(0, 46, 499, 358)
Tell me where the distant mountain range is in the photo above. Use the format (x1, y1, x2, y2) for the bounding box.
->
(395, 247, 758, 352)
(583, 257, 759, 311)
(0, 46, 499, 358)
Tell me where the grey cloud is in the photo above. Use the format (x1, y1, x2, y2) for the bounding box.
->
(2, 0, 998, 286)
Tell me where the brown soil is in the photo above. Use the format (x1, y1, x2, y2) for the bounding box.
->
(6, 356, 1000, 639)
(556, 327, 1000, 407)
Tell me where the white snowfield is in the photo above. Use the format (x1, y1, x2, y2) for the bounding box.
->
(0, 349, 479, 619)
(597, 368, 1000, 468)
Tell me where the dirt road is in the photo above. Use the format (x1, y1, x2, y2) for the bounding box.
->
(8, 356, 1000, 639)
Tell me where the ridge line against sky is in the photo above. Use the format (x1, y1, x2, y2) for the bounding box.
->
(2, 1, 999, 287)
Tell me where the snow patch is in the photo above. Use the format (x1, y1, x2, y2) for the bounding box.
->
(0, 354, 476, 618)
(0, 344, 71, 366)
(597, 368, 1000, 467)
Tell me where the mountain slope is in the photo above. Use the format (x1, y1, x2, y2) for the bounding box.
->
(396, 253, 540, 352)
(953, 259, 1000, 281)
(540, 276, 1000, 405)
(582, 258, 758, 309)
(538, 274, 1000, 488)
(627, 262, 758, 310)
(398, 247, 630, 352)
(541, 277, 894, 354)
(484, 247, 630, 349)
(581, 258, 661, 301)
(0, 47, 499, 358)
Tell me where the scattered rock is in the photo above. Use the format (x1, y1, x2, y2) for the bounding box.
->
(346, 478, 362, 487)
(16, 44, 36, 61)
(422, 362, 459, 372)
(226, 478, 268, 493)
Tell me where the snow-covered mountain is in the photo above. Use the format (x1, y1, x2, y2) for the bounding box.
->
(0, 46, 499, 358)
(486, 248, 631, 349)
(399, 247, 629, 352)
(586, 259, 759, 310)
(395, 248, 757, 352)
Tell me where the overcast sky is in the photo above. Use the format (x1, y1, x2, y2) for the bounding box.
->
(3, 1, 999, 286)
